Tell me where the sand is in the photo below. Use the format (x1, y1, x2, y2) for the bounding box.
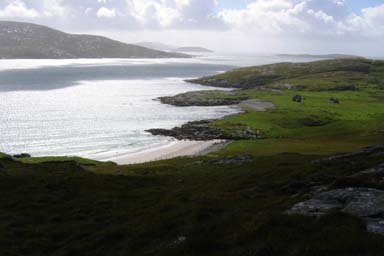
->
(107, 140, 228, 165)
(239, 99, 274, 111)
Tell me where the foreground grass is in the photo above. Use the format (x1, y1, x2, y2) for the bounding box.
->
(17, 156, 106, 165)
(1, 147, 384, 256)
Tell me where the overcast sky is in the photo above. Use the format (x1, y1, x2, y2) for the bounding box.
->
(0, 0, 384, 56)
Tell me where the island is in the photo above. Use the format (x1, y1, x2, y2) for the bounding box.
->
(174, 47, 214, 53)
(135, 42, 213, 53)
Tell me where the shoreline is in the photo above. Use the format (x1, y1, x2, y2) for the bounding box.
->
(107, 140, 228, 165)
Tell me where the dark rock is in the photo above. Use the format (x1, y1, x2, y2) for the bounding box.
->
(147, 120, 225, 140)
(354, 163, 384, 177)
(329, 85, 357, 91)
(314, 144, 384, 163)
(329, 98, 340, 104)
(168, 236, 187, 248)
(13, 153, 31, 158)
(287, 187, 384, 235)
(186, 78, 235, 88)
(158, 90, 248, 107)
(147, 120, 262, 141)
(337, 163, 384, 187)
(292, 95, 302, 103)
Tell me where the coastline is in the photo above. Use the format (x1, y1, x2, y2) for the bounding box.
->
(107, 139, 228, 165)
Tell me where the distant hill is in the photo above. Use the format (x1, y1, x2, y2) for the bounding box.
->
(135, 42, 177, 52)
(174, 47, 213, 53)
(135, 42, 213, 53)
(188, 58, 380, 90)
(0, 21, 190, 59)
(277, 54, 362, 59)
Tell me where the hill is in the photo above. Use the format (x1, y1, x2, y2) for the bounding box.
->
(134, 42, 177, 52)
(188, 58, 383, 90)
(0, 21, 190, 59)
(278, 53, 362, 59)
(174, 47, 213, 53)
(135, 42, 213, 53)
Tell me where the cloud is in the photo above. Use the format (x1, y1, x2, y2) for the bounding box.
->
(0, 0, 40, 18)
(218, 0, 350, 34)
(1, 0, 384, 55)
(96, 7, 116, 18)
(361, 4, 384, 27)
(126, 0, 224, 29)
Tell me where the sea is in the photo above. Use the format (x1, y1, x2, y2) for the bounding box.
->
(0, 53, 321, 160)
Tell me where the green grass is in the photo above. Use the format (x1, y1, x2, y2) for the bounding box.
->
(214, 58, 376, 87)
(18, 156, 109, 165)
(211, 89, 384, 145)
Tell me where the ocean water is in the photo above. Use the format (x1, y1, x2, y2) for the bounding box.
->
(0, 54, 322, 160)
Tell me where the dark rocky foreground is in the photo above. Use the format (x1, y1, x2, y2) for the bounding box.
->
(288, 157, 384, 235)
(288, 186, 384, 235)
(147, 120, 263, 140)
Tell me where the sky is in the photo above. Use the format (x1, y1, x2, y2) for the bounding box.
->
(0, 0, 384, 56)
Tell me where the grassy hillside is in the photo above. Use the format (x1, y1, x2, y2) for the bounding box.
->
(1, 58, 384, 255)
(189, 58, 384, 90)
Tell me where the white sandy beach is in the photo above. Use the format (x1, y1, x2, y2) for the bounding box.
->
(107, 140, 227, 165)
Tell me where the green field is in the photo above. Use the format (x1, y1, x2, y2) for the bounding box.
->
(1, 58, 384, 255)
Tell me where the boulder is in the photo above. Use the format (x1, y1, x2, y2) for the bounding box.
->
(287, 187, 384, 235)
(329, 98, 340, 104)
(292, 94, 302, 103)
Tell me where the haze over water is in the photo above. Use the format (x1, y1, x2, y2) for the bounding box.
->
(0, 54, 321, 160)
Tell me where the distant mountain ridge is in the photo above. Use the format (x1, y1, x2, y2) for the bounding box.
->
(135, 42, 177, 52)
(174, 47, 213, 53)
(135, 42, 213, 53)
(0, 21, 190, 59)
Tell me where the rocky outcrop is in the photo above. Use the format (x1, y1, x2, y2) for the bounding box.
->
(147, 120, 263, 141)
(327, 85, 357, 91)
(321, 144, 384, 162)
(186, 77, 239, 88)
(352, 163, 384, 178)
(287, 187, 384, 235)
(158, 90, 248, 107)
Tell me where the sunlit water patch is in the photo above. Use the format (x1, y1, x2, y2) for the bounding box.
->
(0, 78, 239, 160)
